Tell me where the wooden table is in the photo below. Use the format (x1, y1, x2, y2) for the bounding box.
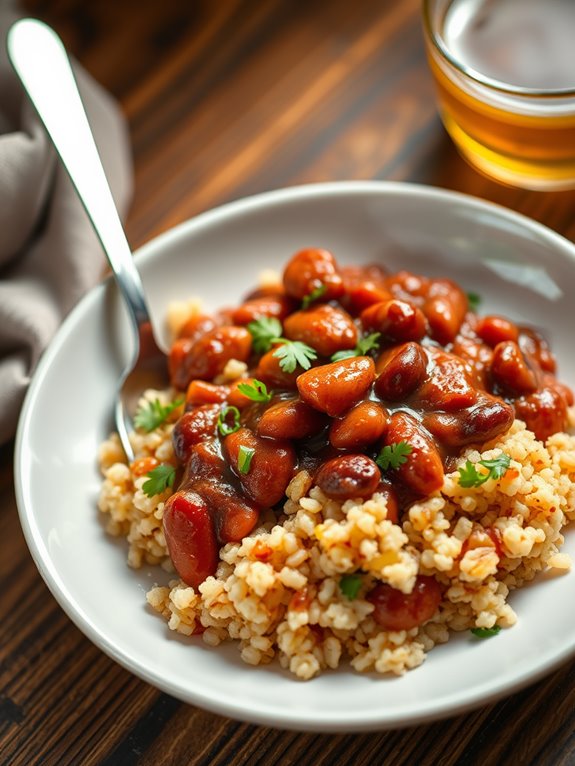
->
(4, 1, 575, 763)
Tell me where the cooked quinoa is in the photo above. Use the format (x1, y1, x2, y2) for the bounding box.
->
(98, 406, 575, 680)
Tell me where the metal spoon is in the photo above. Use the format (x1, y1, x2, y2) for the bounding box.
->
(7, 18, 169, 462)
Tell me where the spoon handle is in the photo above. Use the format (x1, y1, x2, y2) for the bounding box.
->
(7, 18, 150, 337)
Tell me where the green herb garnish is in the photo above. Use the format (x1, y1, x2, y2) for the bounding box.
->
(375, 442, 413, 471)
(331, 332, 381, 362)
(142, 463, 176, 497)
(237, 379, 273, 403)
(134, 397, 183, 433)
(470, 625, 501, 638)
(218, 405, 241, 436)
(458, 455, 511, 488)
(238, 445, 255, 475)
(301, 283, 327, 310)
(272, 340, 317, 373)
(467, 292, 481, 312)
(339, 573, 363, 600)
(247, 317, 283, 355)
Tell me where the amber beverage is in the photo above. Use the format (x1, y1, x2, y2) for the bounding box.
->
(422, 0, 575, 190)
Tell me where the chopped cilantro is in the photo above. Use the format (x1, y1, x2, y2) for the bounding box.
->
(331, 332, 381, 362)
(134, 397, 183, 433)
(471, 626, 501, 638)
(376, 442, 413, 471)
(339, 573, 363, 600)
(247, 316, 283, 355)
(142, 463, 176, 497)
(272, 340, 317, 373)
(301, 283, 327, 310)
(458, 455, 511, 488)
(237, 379, 273, 403)
(238, 445, 255, 475)
(467, 292, 481, 312)
(218, 405, 241, 436)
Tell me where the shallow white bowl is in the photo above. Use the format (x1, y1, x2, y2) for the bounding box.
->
(14, 181, 575, 731)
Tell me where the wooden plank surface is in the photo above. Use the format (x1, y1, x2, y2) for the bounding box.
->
(4, 1, 575, 763)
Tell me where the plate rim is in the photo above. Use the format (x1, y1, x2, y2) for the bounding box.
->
(13, 180, 575, 731)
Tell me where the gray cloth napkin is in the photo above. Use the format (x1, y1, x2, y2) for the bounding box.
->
(0, 7, 133, 445)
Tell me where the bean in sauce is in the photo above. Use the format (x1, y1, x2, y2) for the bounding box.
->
(163, 248, 572, 605)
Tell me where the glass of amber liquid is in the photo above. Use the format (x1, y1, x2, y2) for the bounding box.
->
(423, 0, 575, 190)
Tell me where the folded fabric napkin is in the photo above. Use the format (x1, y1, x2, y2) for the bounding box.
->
(0, 6, 133, 445)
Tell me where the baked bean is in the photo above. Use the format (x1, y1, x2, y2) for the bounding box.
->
(255, 348, 300, 389)
(257, 398, 327, 440)
(490, 341, 538, 396)
(193, 479, 260, 543)
(340, 264, 391, 313)
(163, 489, 219, 588)
(475, 316, 519, 347)
(385, 270, 430, 299)
(231, 295, 294, 325)
(329, 401, 389, 450)
(374, 342, 428, 401)
(283, 304, 358, 357)
(367, 575, 441, 630)
(384, 412, 444, 495)
(417, 349, 478, 411)
(169, 338, 194, 389)
(514, 386, 568, 442)
(243, 283, 285, 301)
(542, 374, 574, 407)
(224, 427, 296, 507)
(423, 279, 468, 345)
(423, 395, 514, 447)
(173, 404, 222, 462)
(450, 336, 493, 378)
(297, 356, 376, 416)
(185, 380, 230, 407)
(177, 314, 217, 341)
(314, 454, 381, 499)
(361, 299, 427, 342)
(182, 439, 226, 483)
(283, 248, 344, 301)
(519, 328, 556, 373)
(172, 326, 252, 388)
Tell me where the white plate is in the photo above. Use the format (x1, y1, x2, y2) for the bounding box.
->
(14, 181, 575, 732)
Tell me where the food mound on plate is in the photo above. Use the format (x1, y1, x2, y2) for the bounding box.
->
(98, 248, 575, 679)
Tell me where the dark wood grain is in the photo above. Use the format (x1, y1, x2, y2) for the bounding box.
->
(5, 1, 575, 764)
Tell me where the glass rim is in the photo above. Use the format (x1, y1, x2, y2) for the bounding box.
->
(422, 0, 575, 98)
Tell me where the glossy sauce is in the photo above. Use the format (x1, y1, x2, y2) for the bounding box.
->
(164, 249, 572, 593)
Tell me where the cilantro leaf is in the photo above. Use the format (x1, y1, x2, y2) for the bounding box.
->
(339, 573, 363, 600)
(272, 340, 317, 373)
(330, 349, 356, 362)
(375, 442, 413, 471)
(238, 445, 255, 474)
(247, 316, 283, 355)
(237, 379, 273, 402)
(331, 332, 381, 362)
(458, 454, 511, 488)
(142, 463, 176, 497)
(301, 282, 327, 310)
(218, 405, 241, 436)
(467, 292, 481, 312)
(471, 625, 501, 638)
(134, 397, 183, 433)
